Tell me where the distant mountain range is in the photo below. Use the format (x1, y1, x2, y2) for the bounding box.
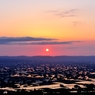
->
(0, 56, 95, 62)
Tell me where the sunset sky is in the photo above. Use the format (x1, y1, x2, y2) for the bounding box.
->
(0, 0, 95, 56)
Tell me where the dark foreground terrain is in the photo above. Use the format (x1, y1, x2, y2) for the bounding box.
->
(1, 88, 95, 95)
(0, 56, 95, 95)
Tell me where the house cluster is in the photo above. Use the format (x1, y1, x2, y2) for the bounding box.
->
(0, 61, 95, 88)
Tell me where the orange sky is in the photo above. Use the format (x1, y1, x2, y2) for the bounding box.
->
(0, 0, 95, 56)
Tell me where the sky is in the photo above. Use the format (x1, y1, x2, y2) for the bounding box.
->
(0, 0, 95, 56)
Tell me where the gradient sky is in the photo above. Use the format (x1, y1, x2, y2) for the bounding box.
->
(0, 0, 95, 56)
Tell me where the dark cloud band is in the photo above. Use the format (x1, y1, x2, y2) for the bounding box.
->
(29, 41, 81, 45)
(0, 37, 56, 44)
(0, 37, 81, 45)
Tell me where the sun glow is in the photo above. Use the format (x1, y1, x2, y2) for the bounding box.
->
(46, 48, 49, 52)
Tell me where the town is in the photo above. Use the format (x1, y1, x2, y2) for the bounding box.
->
(0, 56, 95, 94)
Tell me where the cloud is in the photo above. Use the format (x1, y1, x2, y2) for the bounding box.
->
(46, 9, 78, 17)
(72, 21, 81, 26)
(0, 37, 56, 44)
(0, 37, 81, 45)
(12, 41, 80, 45)
(56, 9, 77, 17)
(29, 41, 81, 45)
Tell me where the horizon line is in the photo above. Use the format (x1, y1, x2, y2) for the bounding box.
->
(0, 55, 95, 57)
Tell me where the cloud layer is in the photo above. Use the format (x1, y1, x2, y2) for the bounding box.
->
(28, 41, 81, 45)
(0, 37, 81, 45)
(46, 9, 78, 17)
(0, 37, 55, 44)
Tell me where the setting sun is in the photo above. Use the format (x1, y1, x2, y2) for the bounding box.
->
(46, 48, 49, 52)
